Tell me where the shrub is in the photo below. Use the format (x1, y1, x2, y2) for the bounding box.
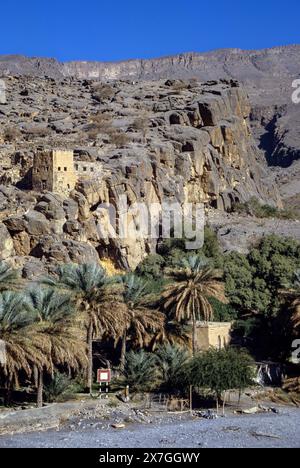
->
(225, 235, 300, 316)
(92, 83, 115, 101)
(208, 296, 237, 322)
(44, 373, 83, 403)
(3, 126, 21, 142)
(200, 227, 224, 268)
(232, 197, 298, 220)
(155, 344, 191, 392)
(23, 126, 51, 138)
(156, 227, 224, 270)
(86, 113, 113, 139)
(109, 131, 130, 146)
(135, 254, 165, 280)
(131, 116, 149, 139)
(189, 347, 255, 408)
(121, 350, 158, 392)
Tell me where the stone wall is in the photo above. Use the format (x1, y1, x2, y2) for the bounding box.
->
(75, 160, 102, 181)
(32, 150, 54, 192)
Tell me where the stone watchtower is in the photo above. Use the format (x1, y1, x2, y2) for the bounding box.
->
(32, 149, 77, 194)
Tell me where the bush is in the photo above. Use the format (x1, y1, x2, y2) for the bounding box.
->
(135, 254, 165, 280)
(155, 344, 191, 393)
(131, 116, 148, 138)
(225, 235, 300, 316)
(189, 347, 255, 407)
(156, 227, 224, 270)
(109, 131, 130, 147)
(86, 113, 113, 139)
(200, 227, 224, 268)
(44, 373, 83, 403)
(3, 126, 21, 142)
(121, 350, 158, 392)
(208, 296, 237, 322)
(232, 197, 298, 220)
(92, 83, 116, 102)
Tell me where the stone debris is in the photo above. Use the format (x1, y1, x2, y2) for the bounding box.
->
(195, 410, 218, 420)
(235, 405, 281, 415)
(111, 423, 126, 429)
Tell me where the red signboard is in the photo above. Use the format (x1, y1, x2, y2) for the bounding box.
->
(97, 368, 111, 383)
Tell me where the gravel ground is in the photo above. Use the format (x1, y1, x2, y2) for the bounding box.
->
(0, 407, 299, 448)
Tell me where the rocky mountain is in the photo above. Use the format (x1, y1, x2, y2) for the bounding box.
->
(1, 46, 300, 196)
(0, 46, 299, 276)
(0, 73, 283, 275)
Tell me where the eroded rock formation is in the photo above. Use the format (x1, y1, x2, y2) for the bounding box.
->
(0, 75, 281, 274)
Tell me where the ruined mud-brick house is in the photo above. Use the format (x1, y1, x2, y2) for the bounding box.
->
(32, 149, 102, 194)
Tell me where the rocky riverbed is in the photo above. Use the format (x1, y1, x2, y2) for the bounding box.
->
(0, 407, 299, 448)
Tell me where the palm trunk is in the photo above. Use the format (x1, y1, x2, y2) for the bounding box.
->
(191, 294, 197, 356)
(120, 330, 127, 371)
(87, 321, 93, 394)
(37, 369, 43, 408)
(192, 313, 196, 356)
(222, 391, 227, 416)
(33, 365, 38, 388)
(4, 381, 12, 407)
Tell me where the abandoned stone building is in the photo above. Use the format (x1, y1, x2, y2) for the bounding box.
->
(32, 149, 101, 194)
(74, 160, 102, 180)
(195, 321, 232, 352)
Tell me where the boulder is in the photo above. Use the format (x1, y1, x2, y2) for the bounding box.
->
(3, 216, 27, 233)
(0, 224, 15, 260)
(24, 210, 50, 236)
(12, 231, 31, 256)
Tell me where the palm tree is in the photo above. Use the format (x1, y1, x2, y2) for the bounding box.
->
(0, 291, 48, 404)
(161, 255, 225, 354)
(291, 297, 300, 329)
(26, 287, 88, 406)
(280, 270, 300, 331)
(155, 344, 191, 392)
(0, 262, 22, 292)
(41, 263, 126, 393)
(121, 350, 158, 393)
(118, 274, 164, 370)
(289, 271, 300, 329)
(151, 318, 191, 350)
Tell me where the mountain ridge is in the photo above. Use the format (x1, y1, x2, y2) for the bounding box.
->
(1, 45, 300, 206)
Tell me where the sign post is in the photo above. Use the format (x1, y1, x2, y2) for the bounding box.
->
(96, 369, 111, 398)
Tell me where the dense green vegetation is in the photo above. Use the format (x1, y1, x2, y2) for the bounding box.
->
(120, 346, 254, 410)
(136, 231, 300, 360)
(232, 197, 299, 220)
(0, 229, 299, 407)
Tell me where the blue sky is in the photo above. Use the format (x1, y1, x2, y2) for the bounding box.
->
(1, 0, 300, 62)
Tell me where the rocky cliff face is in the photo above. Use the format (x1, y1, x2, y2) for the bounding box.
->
(0, 74, 280, 275)
(1, 46, 299, 188)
